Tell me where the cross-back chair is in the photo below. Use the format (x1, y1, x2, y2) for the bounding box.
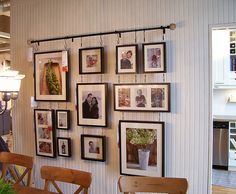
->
(0, 151, 33, 186)
(41, 165, 92, 194)
(118, 176, 188, 194)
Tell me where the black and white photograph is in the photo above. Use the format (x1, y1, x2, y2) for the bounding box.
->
(81, 134, 106, 162)
(56, 110, 70, 130)
(57, 137, 71, 157)
(77, 83, 108, 127)
(116, 45, 138, 74)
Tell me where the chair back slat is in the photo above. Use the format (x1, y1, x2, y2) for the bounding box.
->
(41, 165, 92, 194)
(118, 176, 188, 194)
(0, 152, 33, 186)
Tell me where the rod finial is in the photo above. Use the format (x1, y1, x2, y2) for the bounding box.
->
(169, 23, 176, 30)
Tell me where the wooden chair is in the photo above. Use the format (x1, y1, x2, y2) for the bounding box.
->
(118, 176, 188, 194)
(41, 165, 92, 194)
(0, 151, 33, 186)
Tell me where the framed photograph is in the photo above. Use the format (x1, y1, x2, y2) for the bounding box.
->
(34, 50, 69, 101)
(34, 109, 56, 158)
(57, 137, 71, 157)
(114, 83, 170, 112)
(119, 120, 164, 176)
(81, 134, 106, 162)
(143, 42, 166, 73)
(76, 83, 108, 127)
(56, 110, 70, 130)
(79, 47, 104, 74)
(116, 44, 138, 74)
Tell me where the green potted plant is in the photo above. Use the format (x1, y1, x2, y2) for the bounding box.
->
(126, 128, 157, 170)
(0, 179, 15, 194)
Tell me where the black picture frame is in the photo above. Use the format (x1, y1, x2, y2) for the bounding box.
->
(76, 83, 108, 127)
(34, 109, 56, 158)
(142, 42, 166, 73)
(34, 50, 69, 101)
(116, 44, 138, 74)
(81, 134, 106, 162)
(119, 120, 165, 176)
(57, 137, 72, 157)
(114, 83, 171, 112)
(79, 47, 104, 74)
(56, 110, 70, 130)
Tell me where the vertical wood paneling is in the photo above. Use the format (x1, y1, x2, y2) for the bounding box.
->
(10, 0, 236, 194)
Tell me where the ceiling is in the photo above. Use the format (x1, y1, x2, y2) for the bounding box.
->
(0, 0, 10, 53)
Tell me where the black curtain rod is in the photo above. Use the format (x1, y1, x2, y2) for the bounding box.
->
(30, 23, 176, 44)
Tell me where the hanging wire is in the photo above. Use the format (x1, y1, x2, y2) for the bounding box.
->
(33, 42, 39, 52)
(64, 39, 68, 50)
(117, 33, 121, 45)
(100, 35, 103, 46)
(80, 37, 83, 47)
(134, 31, 137, 43)
(143, 30, 146, 42)
(135, 74, 137, 83)
(118, 75, 120, 83)
(162, 29, 166, 82)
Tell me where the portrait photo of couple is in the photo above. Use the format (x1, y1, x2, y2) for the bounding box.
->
(82, 92, 101, 119)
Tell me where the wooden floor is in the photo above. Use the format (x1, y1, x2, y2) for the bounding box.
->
(212, 185, 236, 194)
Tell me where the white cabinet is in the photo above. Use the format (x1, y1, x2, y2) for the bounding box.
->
(229, 122, 236, 170)
(212, 29, 236, 88)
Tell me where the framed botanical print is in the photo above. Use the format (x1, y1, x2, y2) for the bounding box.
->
(119, 120, 164, 176)
(34, 50, 69, 101)
(56, 110, 70, 130)
(81, 134, 106, 162)
(34, 109, 56, 158)
(79, 47, 104, 74)
(57, 137, 72, 157)
(76, 83, 108, 127)
(143, 42, 166, 73)
(114, 83, 170, 112)
(116, 44, 138, 74)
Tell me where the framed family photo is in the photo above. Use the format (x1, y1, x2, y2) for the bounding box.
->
(56, 110, 70, 130)
(114, 83, 170, 112)
(81, 134, 106, 162)
(34, 50, 69, 101)
(79, 47, 104, 74)
(116, 44, 138, 74)
(119, 120, 164, 176)
(76, 83, 108, 127)
(34, 109, 56, 158)
(143, 42, 166, 73)
(57, 137, 72, 157)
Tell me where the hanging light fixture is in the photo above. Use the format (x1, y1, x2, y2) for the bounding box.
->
(0, 61, 25, 115)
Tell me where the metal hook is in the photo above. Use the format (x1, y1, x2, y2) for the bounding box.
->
(117, 33, 121, 45)
(143, 30, 146, 42)
(162, 28, 166, 41)
(100, 35, 103, 46)
(64, 39, 68, 50)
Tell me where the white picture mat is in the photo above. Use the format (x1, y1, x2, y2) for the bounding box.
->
(115, 84, 169, 111)
(78, 84, 106, 126)
(117, 46, 137, 73)
(35, 51, 67, 100)
(81, 49, 102, 73)
(35, 110, 54, 157)
(120, 122, 163, 176)
(144, 44, 164, 72)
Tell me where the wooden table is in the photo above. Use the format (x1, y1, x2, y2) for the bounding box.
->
(14, 185, 58, 194)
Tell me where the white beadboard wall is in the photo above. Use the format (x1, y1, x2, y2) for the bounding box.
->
(10, 0, 236, 194)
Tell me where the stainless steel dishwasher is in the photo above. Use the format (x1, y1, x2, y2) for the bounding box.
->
(213, 121, 229, 170)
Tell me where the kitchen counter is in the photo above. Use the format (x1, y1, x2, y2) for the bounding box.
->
(213, 115, 236, 121)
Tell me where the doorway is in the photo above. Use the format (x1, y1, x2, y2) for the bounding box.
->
(210, 23, 236, 194)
